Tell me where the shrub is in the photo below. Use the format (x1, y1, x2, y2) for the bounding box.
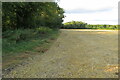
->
(36, 27, 52, 34)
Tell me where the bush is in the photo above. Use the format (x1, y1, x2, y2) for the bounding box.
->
(36, 27, 52, 34)
(3, 29, 38, 43)
(2, 27, 54, 47)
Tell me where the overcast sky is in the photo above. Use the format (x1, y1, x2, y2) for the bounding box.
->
(58, 0, 119, 25)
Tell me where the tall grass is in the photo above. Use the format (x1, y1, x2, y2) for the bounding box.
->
(2, 27, 59, 70)
(2, 27, 59, 57)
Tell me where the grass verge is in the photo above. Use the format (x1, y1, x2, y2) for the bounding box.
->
(2, 28, 60, 72)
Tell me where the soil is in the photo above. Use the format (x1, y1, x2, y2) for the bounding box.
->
(3, 29, 118, 78)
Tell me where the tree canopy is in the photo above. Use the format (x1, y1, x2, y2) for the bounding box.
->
(2, 2, 65, 31)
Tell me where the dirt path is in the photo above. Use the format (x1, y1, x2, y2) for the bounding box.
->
(4, 29, 118, 78)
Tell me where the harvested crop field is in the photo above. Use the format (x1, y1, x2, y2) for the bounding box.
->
(3, 29, 118, 78)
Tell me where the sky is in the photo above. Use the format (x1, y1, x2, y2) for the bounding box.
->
(58, 0, 119, 25)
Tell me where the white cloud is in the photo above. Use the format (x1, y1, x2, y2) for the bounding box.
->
(58, 0, 119, 25)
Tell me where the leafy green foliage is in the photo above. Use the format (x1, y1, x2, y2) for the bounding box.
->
(2, 2, 64, 31)
(36, 27, 52, 34)
(2, 2, 64, 55)
(86, 24, 118, 29)
(62, 21, 87, 29)
(2, 2, 63, 70)
(2, 27, 59, 56)
(62, 21, 118, 29)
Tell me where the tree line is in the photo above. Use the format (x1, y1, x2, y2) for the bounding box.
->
(2, 2, 64, 52)
(62, 21, 118, 29)
(2, 2, 64, 31)
(2, 2, 65, 69)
